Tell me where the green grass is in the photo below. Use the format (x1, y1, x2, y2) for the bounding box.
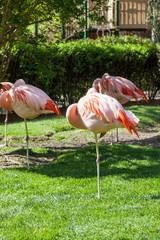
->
(0, 115, 73, 137)
(125, 105, 160, 129)
(0, 105, 160, 239)
(0, 144, 160, 239)
(0, 105, 159, 138)
(0, 106, 160, 141)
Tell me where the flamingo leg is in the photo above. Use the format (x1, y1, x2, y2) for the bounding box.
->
(24, 118, 30, 170)
(4, 110, 8, 146)
(95, 134, 100, 199)
(110, 129, 113, 145)
(116, 128, 119, 142)
(110, 129, 119, 144)
(0, 110, 8, 147)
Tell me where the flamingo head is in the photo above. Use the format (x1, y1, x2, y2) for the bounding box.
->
(92, 78, 102, 92)
(14, 79, 26, 87)
(102, 73, 110, 80)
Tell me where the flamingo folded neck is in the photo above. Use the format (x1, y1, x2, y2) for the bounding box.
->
(66, 104, 87, 130)
(0, 92, 13, 110)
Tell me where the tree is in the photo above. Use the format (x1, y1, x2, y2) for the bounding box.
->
(0, 0, 107, 81)
(147, 0, 160, 44)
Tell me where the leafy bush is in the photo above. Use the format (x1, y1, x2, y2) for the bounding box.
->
(8, 36, 160, 106)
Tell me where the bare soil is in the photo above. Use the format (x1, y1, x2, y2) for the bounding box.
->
(0, 99, 159, 168)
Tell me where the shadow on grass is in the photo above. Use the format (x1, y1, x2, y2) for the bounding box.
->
(10, 143, 159, 180)
(151, 195, 160, 200)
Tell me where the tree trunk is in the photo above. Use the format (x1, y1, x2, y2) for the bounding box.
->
(0, 43, 13, 81)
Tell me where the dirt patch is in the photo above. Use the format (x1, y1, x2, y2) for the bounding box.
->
(0, 125, 159, 169)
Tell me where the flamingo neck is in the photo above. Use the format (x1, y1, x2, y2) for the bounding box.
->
(66, 104, 87, 130)
(0, 92, 12, 110)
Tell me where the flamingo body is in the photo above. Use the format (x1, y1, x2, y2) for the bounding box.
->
(0, 82, 13, 146)
(93, 73, 147, 143)
(0, 79, 61, 119)
(93, 73, 148, 104)
(0, 79, 61, 169)
(67, 88, 139, 137)
(66, 88, 139, 199)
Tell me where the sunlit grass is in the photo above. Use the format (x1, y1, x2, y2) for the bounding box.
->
(0, 115, 73, 138)
(0, 144, 160, 239)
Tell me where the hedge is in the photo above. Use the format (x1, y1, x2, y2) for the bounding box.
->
(8, 36, 160, 107)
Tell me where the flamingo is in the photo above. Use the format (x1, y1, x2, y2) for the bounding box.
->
(92, 73, 148, 142)
(66, 87, 139, 199)
(0, 79, 61, 170)
(0, 82, 13, 146)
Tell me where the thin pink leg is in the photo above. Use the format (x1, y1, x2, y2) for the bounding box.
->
(0, 110, 8, 147)
(24, 119, 30, 170)
(95, 134, 100, 199)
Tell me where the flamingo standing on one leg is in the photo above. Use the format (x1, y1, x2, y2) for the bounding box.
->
(92, 73, 148, 143)
(0, 82, 13, 146)
(0, 79, 61, 170)
(66, 87, 139, 199)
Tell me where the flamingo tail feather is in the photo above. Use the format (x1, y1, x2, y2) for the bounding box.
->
(136, 88, 148, 102)
(118, 109, 139, 138)
(45, 100, 61, 117)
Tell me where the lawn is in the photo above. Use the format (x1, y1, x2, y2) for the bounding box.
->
(0, 105, 160, 239)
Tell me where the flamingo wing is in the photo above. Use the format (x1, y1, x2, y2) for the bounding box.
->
(80, 95, 104, 119)
(116, 76, 148, 102)
(78, 91, 139, 136)
(78, 93, 121, 132)
(12, 86, 44, 111)
(100, 74, 148, 103)
(27, 84, 52, 100)
(9, 84, 61, 118)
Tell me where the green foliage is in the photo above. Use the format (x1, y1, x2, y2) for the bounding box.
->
(0, 0, 109, 82)
(8, 36, 160, 106)
(147, 0, 160, 43)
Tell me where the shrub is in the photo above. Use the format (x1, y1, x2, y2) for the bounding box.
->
(8, 36, 160, 106)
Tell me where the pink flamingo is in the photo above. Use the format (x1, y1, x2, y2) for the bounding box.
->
(0, 82, 13, 146)
(0, 79, 61, 170)
(66, 87, 139, 199)
(93, 73, 148, 142)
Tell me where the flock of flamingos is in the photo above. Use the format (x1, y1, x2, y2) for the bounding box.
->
(0, 73, 148, 198)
